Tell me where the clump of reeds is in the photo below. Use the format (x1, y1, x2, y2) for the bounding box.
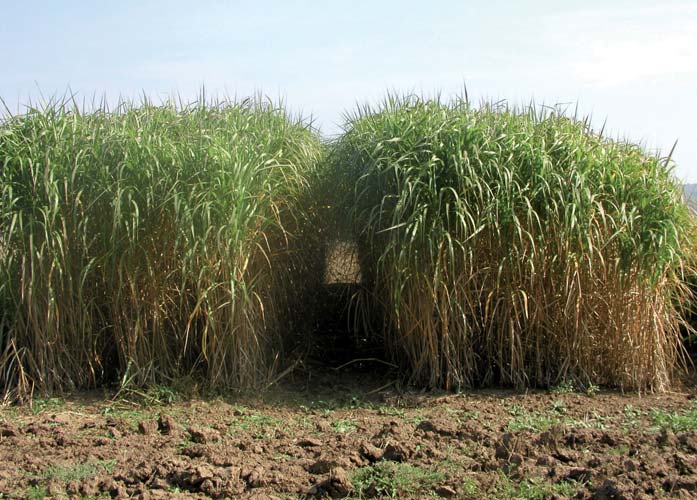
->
(329, 95, 694, 391)
(0, 97, 324, 398)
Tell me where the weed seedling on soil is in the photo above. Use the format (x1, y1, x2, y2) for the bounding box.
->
(376, 406, 406, 419)
(495, 471, 584, 499)
(507, 411, 561, 432)
(550, 381, 576, 394)
(43, 460, 117, 481)
(351, 461, 445, 498)
(25, 486, 49, 500)
(649, 409, 697, 432)
(228, 413, 281, 438)
(331, 418, 357, 434)
(25, 460, 116, 498)
(30, 398, 65, 414)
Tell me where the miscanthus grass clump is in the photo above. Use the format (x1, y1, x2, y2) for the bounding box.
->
(329, 96, 694, 391)
(0, 98, 324, 398)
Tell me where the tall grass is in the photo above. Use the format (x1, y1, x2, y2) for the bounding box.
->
(328, 95, 694, 391)
(0, 97, 324, 398)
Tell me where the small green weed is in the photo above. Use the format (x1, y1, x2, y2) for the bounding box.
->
(608, 444, 630, 455)
(115, 382, 179, 406)
(406, 410, 425, 426)
(331, 418, 357, 434)
(351, 461, 445, 498)
(650, 409, 697, 432)
(229, 413, 282, 438)
(242, 414, 281, 427)
(294, 415, 314, 429)
(622, 404, 643, 429)
(623, 405, 642, 420)
(584, 383, 600, 396)
(550, 381, 576, 394)
(446, 407, 479, 423)
(31, 459, 117, 494)
(507, 411, 561, 432)
(567, 411, 613, 430)
(25, 486, 49, 500)
(495, 471, 584, 499)
(458, 409, 479, 421)
(430, 463, 478, 495)
(549, 400, 567, 414)
(460, 477, 479, 495)
(99, 406, 154, 431)
(30, 397, 65, 414)
(377, 406, 406, 419)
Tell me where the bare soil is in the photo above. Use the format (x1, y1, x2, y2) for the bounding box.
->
(1, 369, 696, 500)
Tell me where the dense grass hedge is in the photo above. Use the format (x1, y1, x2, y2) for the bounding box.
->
(1, 94, 694, 398)
(327, 96, 694, 391)
(0, 99, 324, 398)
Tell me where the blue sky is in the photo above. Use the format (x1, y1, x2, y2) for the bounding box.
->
(2, 0, 696, 180)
